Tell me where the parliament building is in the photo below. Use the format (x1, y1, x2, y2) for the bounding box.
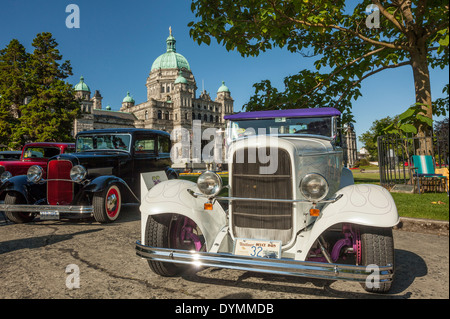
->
(73, 29, 234, 145)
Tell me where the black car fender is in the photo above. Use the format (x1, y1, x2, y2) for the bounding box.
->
(80, 175, 140, 204)
(0, 175, 46, 204)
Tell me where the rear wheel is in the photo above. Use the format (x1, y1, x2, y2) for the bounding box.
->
(4, 193, 36, 224)
(145, 214, 204, 277)
(93, 184, 122, 223)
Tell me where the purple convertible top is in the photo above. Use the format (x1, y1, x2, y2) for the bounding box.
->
(224, 107, 341, 120)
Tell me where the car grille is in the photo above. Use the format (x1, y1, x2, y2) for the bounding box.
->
(231, 148, 293, 244)
(47, 160, 73, 205)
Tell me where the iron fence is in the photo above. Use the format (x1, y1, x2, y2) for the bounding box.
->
(377, 134, 449, 190)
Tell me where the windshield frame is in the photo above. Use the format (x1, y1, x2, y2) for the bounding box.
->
(227, 116, 338, 142)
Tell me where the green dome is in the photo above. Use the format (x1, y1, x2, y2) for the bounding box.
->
(217, 81, 230, 93)
(123, 92, 135, 103)
(74, 76, 90, 92)
(174, 71, 188, 84)
(151, 31, 190, 71)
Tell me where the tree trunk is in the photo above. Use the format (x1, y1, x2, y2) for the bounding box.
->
(410, 45, 433, 155)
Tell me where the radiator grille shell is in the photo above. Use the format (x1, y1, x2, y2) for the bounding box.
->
(47, 160, 73, 205)
(231, 148, 293, 244)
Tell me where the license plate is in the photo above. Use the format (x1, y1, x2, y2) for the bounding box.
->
(40, 211, 60, 220)
(234, 238, 282, 259)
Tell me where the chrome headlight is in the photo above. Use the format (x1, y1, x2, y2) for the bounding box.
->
(27, 165, 44, 183)
(300, 173, 329, 202)
(70, 165, 87, 183)
(197, 171, 222, 197)
(1, 171, 12, 183)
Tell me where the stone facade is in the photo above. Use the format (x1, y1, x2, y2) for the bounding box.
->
(73, 30, 234, 164)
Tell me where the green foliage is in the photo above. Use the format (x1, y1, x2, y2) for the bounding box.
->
(359, 116, 395, 160)
(189, 0, 449, 127)
(383, 103, 433, 136)
(0, 33, 79, 149)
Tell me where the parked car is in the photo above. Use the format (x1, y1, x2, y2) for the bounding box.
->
(0, 151, 22, 161)
(0, 128, 177, 224)
(0, 142, 75, 185)
(136, 108, 399, 293)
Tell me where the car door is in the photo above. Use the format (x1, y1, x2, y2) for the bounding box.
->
(132, 133, 159, 195)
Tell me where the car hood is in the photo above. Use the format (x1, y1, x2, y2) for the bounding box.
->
(55, 151, 131, 164)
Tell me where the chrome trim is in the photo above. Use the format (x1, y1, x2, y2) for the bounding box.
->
(0, 204, 93, 214)
(135, 241, 393, 283)
(188, 190, 343, 204)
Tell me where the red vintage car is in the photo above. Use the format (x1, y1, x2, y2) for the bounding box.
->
(0, 142, 75, 182)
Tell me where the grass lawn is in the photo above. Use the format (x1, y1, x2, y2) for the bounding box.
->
(352, 170, 448, 221)
(180, 171, 449, 221)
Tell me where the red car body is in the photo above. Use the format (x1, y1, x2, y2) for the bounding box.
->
(0, 142, 75, 179)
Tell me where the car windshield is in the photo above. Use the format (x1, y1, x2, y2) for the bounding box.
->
(228, 116, 333, 140)
(23, 147, 61, 159)
(76, 134, 131, 152)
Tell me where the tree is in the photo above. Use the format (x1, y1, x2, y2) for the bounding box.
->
(188, 0, 449, 130)
(0, 39, 30, 148)
(0, 33, 80, 148)
(359, 116, 396, 160)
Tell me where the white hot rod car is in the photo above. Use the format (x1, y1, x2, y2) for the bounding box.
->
(136, 107, 399, 293)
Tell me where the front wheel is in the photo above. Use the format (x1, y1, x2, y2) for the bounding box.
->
(359, 226, 395, 293)
(93, 184, 122, 223)
(4, 193, 36, 224)
(145, 214, 205, 277)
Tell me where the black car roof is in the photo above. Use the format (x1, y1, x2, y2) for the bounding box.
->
(76, 128, 170, 137)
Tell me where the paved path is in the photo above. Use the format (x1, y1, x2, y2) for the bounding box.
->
(0, 206, 448, 300)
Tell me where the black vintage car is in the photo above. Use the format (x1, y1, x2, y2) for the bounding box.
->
(0, 128, 177, 224)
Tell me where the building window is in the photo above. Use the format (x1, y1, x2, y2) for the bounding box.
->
(185, 112, 188, 120)
(198, 113, 201, 120)
(210, 115, 213, 122)
(204, 114, 207, 122)
(165, 111, 169, 120)
(215, 115, 219, 123)
(145, 110, 148, 120)
(157, 110, 162, 120)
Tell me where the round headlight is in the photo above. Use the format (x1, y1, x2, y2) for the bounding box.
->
(197, 171, 223, 197)
(27, 165, 44, 183)
(1, 171, 12, 183)
(300, 173, 329, 202)
(70, 165, 87, 183)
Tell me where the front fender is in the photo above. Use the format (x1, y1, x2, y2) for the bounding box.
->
(0, 175, 45, 204)
(81, 175, 139, 203)
(296, 184, 399, 260)
(139, 179, 227, 251)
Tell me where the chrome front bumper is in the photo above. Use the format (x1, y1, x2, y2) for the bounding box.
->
(0, 204, 93, 214)
(135, 241, 394, 283)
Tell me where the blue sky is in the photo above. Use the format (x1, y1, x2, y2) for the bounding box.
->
(1, 0, 448, 145)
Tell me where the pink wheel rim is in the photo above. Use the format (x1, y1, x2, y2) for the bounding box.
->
(170, 216, 203, 251)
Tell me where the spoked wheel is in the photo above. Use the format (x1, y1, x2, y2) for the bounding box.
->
(93, 184, 122, 223)
(4, 193, 36, 224)
(145, 214, 205, 277)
